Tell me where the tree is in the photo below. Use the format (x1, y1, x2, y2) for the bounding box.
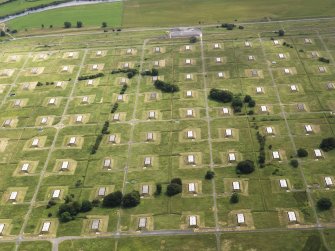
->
(41, 24, 44, 29)
(317, 198, 332, 211)
(244, 95, 252, 103)
(60, 212, 73, 222)
(205, 170, 215, 180)
(64, 22, 72, 28)
(230, 193, 239, 203)
(102, 22, 107, 28)
(171, 178, 182, 185)
(154, 80, 179, 93)
(0, 31, 5, 37)
(278, 29, 285, 36)
(290, 159, 299, 168)
(76, 21, 83, 28)
(154, 183, 162, 196)
(209, 88, 233, 103)
(320, 137, 335, 152)
(122, 191, 140, 208)
(297, 148, 308, 157)
(236, 160, 255, 174)
(166, 183, 182, 196)
(248, 99, 256, 108)
(190, 36, 197, 43)
(232, 97, 243, 112)
(151, 68, 159, 76)
(80, 200, 93, 212)
(102, 191, 123, 208)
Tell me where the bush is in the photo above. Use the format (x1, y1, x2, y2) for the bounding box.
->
(102, 191, 123, 208)
(190, 36, 197, 43)
(319, 57, 330, 64)
(60, 212, 73, 222)
(232, 97, 243, 113)
(244, 95, 252, 103)
(278, 29, 285, 36)
(154, 80, 179, 93)
(80, 200, 93, 212)
(102, 22, 107, 28)
(0, 31, 5, 37)
(236, 160, 255, 174)
(171, 178, 182, 185)
(320, 137, 335, 152)
(154, 183, 162, 196)
(76, 21, 83, 28)
(166, 183, 182, 196)
(230, 193, 239, 203)
(317, 198, 332, 211)
(122, 191, 141, 208)
(248, 99, 256, 108)
(58, 201, 81, 216)
(209, 88, 233, 103)
(205, 170, 215, 180)
(290, 159, 299, 168)
(78, 73, 104, 81)
(297, 148, 308, 157)
(64, 21, 71, 29)
(92, 199, 100, 207)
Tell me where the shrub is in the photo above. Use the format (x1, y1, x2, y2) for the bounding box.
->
(154, 80, 179, 93)
(190, 36, 197, 43)
(209, 88, 233, 103)
(60, 212, 73, 222)
(232, 97, 243, 113)
(205, 170, 215, 180)
(102, 191, 123, 208)
(317, 198, 332, 211)
(236, 160, 255, 174)
(230, 193, 239, 203)
(244, 95, 252, 103)
(64, 21, 71, 29)
(171, 178, 182, 185)
(166, 183, 182, 196)
(248, 99, 256, 108)
(320, 137, 335, 152)
(319, 57, 330, 64)
(297, 148, 308, 157)
(278, 29, 285, 36)
(0, 31, 5, 37)
(102, 22, 107, 28)
(154, 183, 162, 196)
(80, 200, 93, 212)
(76, 21, 83, 28)
(290, 159, 299, 168)
(122, 191, 141, 208)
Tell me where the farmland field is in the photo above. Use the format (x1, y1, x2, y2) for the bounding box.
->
(6, 2, 123, 30)
(0, 16, 334, 251)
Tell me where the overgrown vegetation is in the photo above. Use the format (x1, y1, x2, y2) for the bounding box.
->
(90, 121, 110, 154)
(236, 160, 255, 174)
(78, 73, 104, 81)
(320, 137, 335, 151)
(154, 80, 179, 93)
(111, 68, 138, 79)
(256, 131, 266, 167)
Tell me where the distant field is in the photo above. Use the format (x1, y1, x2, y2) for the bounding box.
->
(0, 0, 57, 17)
(123, 0, 335, 27)
(7, 2, 122, 30)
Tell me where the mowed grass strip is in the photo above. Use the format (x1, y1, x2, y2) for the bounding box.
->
(7, 2, 122, 30)
(123, 0, 335, 27)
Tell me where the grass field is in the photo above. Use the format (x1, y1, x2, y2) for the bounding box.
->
(0, 0, 57, 17)
(123, 0, 335, 27)
(0, 17, 334, 251)
(6, 2, 123, 30)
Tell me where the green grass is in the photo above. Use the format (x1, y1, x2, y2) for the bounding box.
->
(123, 0, 335, 27)
(7, 2, 122, 30)
(0, 0, 57, 17)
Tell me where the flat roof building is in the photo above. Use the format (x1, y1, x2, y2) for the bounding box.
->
(187, 154, 195, 164)
(41, 221, 51, 233)
(141, 185, 149, 195)
(187, 130, 194, 139)
(60, 161, 69, 171)
(189, 215, 197, 227)
(9, 191, 17, 201)
(52, 189, 61, 199)
(232, 181, 240, 191)
(144, 157, 152, 166)
(186, 90, 193, 97)
(325, 177, 333, 187)
(188, 183, 196, 193)
(21, 163, 29, 172)
(138, 217, 147, 228)
(0, 223, 5, 235)
(314, 149, 322, 158)
(228, 153, 236, 162)
(31, 138, 39, 147)
(91, 219, 100, 231)
(279, 179, 288, 188)
(266, 127, 273, 134)
(272, 151, 280, 160)
(98, 187, 106, 197)
(68, 137, 76, 146)
(287, 211, 297, 222)
(147, 132, 154, 141)
(305, 125, 313, 133)
(237, 213, 245, 224)
(103, 158, 111, 168)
